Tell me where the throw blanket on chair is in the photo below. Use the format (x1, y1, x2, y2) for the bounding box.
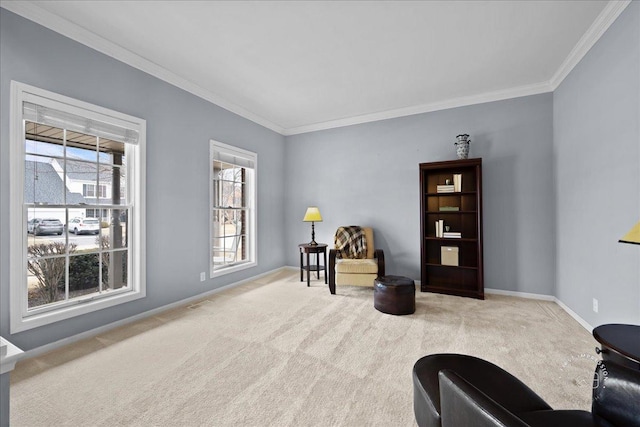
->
(334, 226, 367, 259)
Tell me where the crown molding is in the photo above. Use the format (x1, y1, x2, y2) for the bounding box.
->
(2, 1, 630, 137)
(283, 81, 553, 135)
(549, 0, 631, 90)
(0, 1, 286, 135)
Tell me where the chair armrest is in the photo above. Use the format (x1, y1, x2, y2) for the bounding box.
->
(592, 361, 640, 427)
(374, 249, 385, 277)
(328, 249, 337, 294)
(438, 370, 529, 427)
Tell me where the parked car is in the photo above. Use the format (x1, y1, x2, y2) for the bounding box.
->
(67, 217, 100, 235)
(27, 218, 64, 236)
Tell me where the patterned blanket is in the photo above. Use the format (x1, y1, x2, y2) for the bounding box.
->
(334, 226, 367, 259)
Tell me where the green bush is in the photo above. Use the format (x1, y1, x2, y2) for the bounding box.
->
(68, 253, 100, 291)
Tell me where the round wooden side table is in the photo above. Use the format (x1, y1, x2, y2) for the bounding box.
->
(593, 323, 640, 370)
(299, 243, 327, 287)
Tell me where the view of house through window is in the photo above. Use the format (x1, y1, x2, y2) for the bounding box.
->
(10, 81, 146, 333)
(211, 141, 256, 276)
(25, 121, 128, 309)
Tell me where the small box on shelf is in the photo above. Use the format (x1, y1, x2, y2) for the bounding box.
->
(441, 246, 459, 266)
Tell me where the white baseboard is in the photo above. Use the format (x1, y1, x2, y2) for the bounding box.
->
(485, 288, 592, 332)
(484, 288, 556, 301)
(20, 266, 290, 360)
(553, 297, 593, 332)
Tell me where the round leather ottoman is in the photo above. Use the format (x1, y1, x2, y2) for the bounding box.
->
(374, 275, 415, 315)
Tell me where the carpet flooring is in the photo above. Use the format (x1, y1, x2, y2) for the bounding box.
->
(11, 269, 599, 426)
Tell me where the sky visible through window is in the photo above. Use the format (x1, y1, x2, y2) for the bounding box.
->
(26, 140, 112, 163)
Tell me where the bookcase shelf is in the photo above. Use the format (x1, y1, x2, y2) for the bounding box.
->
(419, 158, 484, 299)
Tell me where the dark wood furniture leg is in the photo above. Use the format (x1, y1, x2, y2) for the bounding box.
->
(299, 251, 303, 282)
(329, 249, 336, 294)
(323, 249, 327, 284)
(306, 251, 311, 287)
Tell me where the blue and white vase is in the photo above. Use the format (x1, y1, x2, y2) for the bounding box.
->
(455, 134, 470, 159)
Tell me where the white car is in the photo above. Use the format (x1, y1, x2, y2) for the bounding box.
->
(67, 217, 100, 235)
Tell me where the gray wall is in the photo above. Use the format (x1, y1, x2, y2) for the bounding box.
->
(0, 9, 286, 351)
(554, 1, 640, 326)
(284, 94, 556, 296)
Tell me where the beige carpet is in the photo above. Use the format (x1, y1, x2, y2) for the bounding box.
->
(11, 269, 599, 426)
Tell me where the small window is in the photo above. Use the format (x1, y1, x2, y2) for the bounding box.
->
(210, 140, 257, 277)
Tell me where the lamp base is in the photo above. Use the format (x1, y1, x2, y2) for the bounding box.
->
(309, 222, 318, 246)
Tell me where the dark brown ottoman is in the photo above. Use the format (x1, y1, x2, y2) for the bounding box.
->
(374, 275, 415, 315)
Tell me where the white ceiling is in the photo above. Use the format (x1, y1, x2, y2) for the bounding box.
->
(1, 1, 630, 135)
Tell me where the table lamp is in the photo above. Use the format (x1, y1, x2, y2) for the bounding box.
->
(619, 220, 640, 245)
(303, 206, 322, 246)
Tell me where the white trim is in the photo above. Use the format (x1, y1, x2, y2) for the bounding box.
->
(283, 81, 553, 135)
(549, 1, 632, 90)
(0, 1, 285, 136)
(553, 297, 594, 333)
(0, 337, 24, 375)
(17, 267, 288, 361)
(9, 81, 146, 333)
(485, 288, 593, 332)
(484, 287, 556, 302)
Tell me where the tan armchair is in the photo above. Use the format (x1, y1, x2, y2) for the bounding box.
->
(328, 226, 385, 294)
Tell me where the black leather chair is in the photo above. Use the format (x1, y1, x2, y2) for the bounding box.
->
(412, 353, 640, 427)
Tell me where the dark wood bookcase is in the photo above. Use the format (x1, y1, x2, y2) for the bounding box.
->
(419, 158, 484, 299)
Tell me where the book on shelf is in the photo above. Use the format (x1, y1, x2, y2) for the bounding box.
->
(435, 219, 444, 237)
(437, 185, 455, 193)
(439, 206, 459, 211)
(453, 174, 462, 192)
(443, 232, 462, 238)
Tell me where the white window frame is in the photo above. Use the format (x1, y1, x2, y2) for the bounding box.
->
(9, 81, 146, 333)
(210, 140, 257, 278)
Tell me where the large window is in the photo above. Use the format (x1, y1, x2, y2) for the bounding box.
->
(10, 81, 146, 333)
(210, 140, 257, 277)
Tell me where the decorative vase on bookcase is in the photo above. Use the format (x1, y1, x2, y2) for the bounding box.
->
(455, 134, 471, 159)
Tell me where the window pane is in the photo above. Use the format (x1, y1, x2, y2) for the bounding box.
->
(98, 139, 125, 164)
(27, 256, 66, 309)
(66, 218, 101, 251)
(66, 160, 98, 204)
(233, 181, 245, 207)
(98, 163, 126, 205)
(24, 156, 66, 206)
(102, 250, 128, 290)
(104, 208, 128, 250)
(25, 123, 65, 156)
(26, 207, 66, 248)
(68, 253, 100, 298)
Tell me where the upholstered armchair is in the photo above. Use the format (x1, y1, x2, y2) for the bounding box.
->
(328, 226, 385, 294)
(412, 353, 640, 427)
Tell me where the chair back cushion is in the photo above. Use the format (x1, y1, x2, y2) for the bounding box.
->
(334, 226, 375, 259)
(363, 227, 375, 259)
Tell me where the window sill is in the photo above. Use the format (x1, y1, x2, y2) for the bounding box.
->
(211, 261, 257, 278)
(11, 289, 145, 334)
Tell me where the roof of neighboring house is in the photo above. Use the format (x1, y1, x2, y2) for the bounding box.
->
(24, 161, 87, 205)
(64, 159, 117, 183)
